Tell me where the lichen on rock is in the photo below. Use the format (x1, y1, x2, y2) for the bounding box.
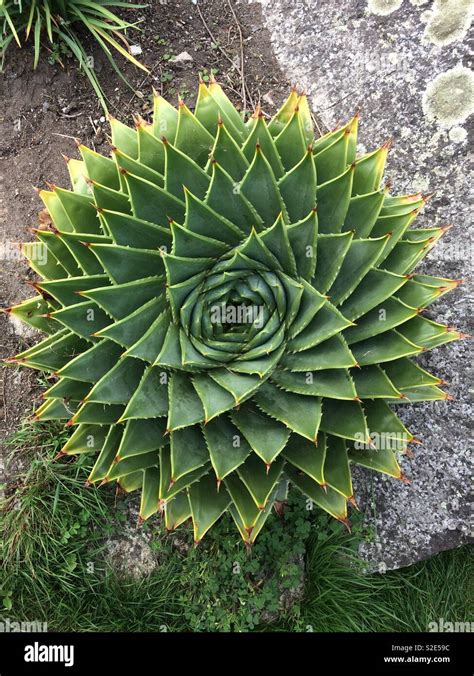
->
(423, 0, 473, 46)
(448, 126, 468, 143)
(367, 0, 404, 16)
(423, 65, 474, 129)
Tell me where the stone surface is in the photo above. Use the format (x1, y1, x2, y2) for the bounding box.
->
(105, 528, 158, 580)
(103, 498, 159, 579)
(256, 0, 472, 569)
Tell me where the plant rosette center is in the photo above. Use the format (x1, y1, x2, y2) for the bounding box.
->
(175, 256, 302, 370)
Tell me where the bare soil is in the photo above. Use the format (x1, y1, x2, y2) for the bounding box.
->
(0, 0, 288, 446)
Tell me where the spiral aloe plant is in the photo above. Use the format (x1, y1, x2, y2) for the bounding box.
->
(7, 79, 463, 543)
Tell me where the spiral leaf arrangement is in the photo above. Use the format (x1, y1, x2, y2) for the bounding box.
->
(7, 79, 462, 543)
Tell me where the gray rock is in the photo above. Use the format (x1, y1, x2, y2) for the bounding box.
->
(256, 0, 472, 569)
(105, 527, 158, 580)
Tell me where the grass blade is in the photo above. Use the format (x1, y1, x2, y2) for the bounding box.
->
(33, 8, 41, 69)
(3, 5, 22, 47)
(43, 0, 53, 43)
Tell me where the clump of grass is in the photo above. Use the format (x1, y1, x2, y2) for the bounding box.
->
(2, 421, 472, 632)
(1, 421, 315, 631)
(0, 0, 149, 109)
(293, 529, 472, 633)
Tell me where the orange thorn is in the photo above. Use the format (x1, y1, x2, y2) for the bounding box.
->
(441, 224, 453, 234)
(348, 496, 359, 510)
(338, 517, 352, 534)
